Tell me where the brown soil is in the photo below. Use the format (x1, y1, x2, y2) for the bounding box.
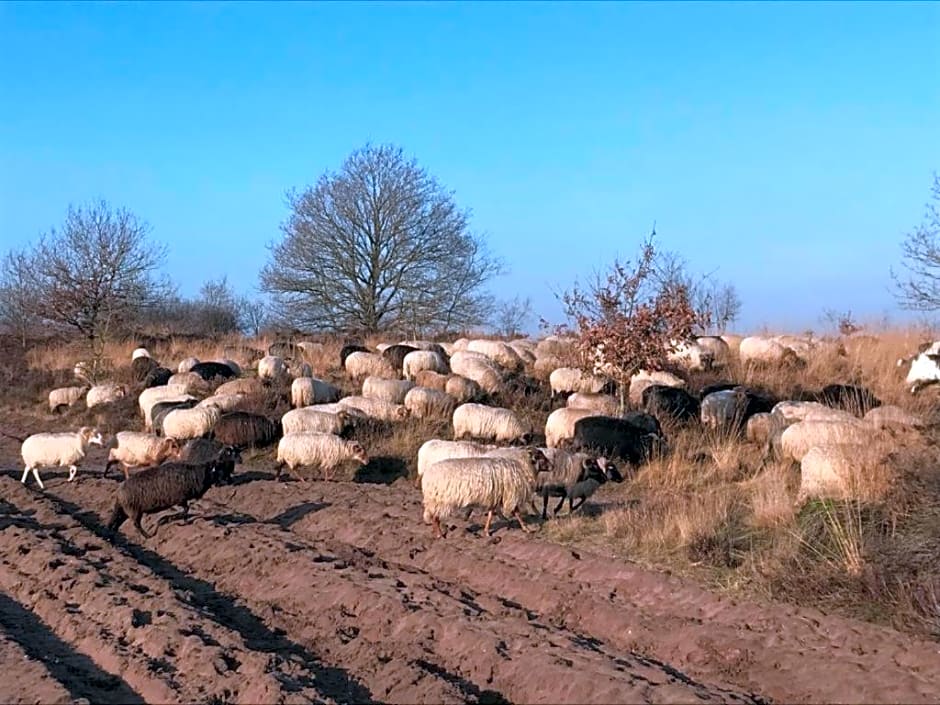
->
(1, 438, 939, 704)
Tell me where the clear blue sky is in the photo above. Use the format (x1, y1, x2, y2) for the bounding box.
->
(2, 1, 938, 333)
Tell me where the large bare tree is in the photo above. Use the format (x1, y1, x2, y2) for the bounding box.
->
(261, 144, 503, 335)
(0, 249, 38, 348)
(893, 173, 940, 311)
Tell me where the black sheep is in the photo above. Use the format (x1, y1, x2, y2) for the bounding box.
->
(106, 446, 239, 538)
(188, 361, 237, 382)
(211, 411, 281, 449)
(698, 381, 739, 399)
(570, 416, 665, 466)
(142, 367, 173, 389)
(131, 356, 159, 382)
(381, 344, 419, 372)
(339, 344, 370, 367)
(178, 439, 242, 483)
(816, 384, 882, 415)
(642, 385, 700, 424)
(621, 411, 663, 437)
(151, 399, 199, 436)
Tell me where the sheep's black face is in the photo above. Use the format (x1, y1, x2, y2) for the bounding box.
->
(602, 460, 624, 483)
(580, 459, 607, 484)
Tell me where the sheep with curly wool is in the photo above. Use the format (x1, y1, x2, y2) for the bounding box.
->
(337, 395, 409, 422)
(291, 377, 342, 408)
(421, 446, 552, 538)
(549, 367, 613, 397)
(466, 339, 524, 373)
(216, 378, 263, 397)
(344, 351, 396, 380)
(86, 383, 128, 409)
(414, 370, 450, 391)
(445, 375, 483, 404)
(275, 432, 369, 481)
(449, 352, 504, 395)
(776, 419, 870, 462)
(362, 376, 415, 405)
(20, 426, 105, 489)
(281, 407, 353, 437)
(257, 355, 288, 382)
(404, 387, 456, 420)
(566, 392, 619, 416)
(544, 407, 598, 448)
(167, 372, 209, 395)
(197, 393, 249, 414)
(453, 403, 530, 444)
(415, 438, 497, 487)
(403, 350, 450, 380)
(106, 432, 182, 479)
(162, 404, 222, 440)
(49, 385, 88, 413)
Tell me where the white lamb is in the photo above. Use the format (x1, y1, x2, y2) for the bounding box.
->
(421, 447, 552, 538)
(257, 355, 288, 382)
(105, 431, 181, 479)
(86, 383, 128, 409)
(362, 376, 415, 404)
(453, 403, 530, 443)
(402, 350, 450, 380)
(404, 387, 455, 419)
(275, 432, 369, 481)
(291, 377, 342, 408)
(162, 404, 222, 440)
(20, 426, 105, 488)
(281, 407, 351, 436)
(544, 407, 598, 448)
(338, 395, 409, 422)
(177, 357, 200, 374)
(344, 351, 396, 380)
(415, 438, 497, 487)
(48, 386, 87, 413)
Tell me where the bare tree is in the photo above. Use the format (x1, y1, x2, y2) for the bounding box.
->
(557, 232, 698, 411)
(0, 249, 38, 348)
(699, 281, 742, 334)
(17, 201, 168, 370)
(651, 249, 740, 334)
(493, 296, 533, 338)
(261, 143, 503, 335)
(197, 276, 241, 335)
(893, 173, 940, 311)
(239, 296, 269, 338)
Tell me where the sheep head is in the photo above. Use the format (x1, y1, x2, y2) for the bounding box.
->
(80, 426, 105, 447)
(348, 441, 369, 465)
(525, 447, 551, 474)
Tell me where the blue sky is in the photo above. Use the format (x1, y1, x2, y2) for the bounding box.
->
(2, 1, 938, 333)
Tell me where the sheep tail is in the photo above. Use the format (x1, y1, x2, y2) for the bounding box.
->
(0, 429, 27, 443)
(106, 502, 127, 533)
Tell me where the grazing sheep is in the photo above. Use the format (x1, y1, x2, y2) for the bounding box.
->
(20, 427, 105, 489)
(400, 340, 449, 357)
(86, 383, 128, 409)
(739, 337, 803, 368)
(549, 367, 613, 397)
(197, 393, 249, 414)
(216, 378, 263, 397)
(106, 447, 240, 538)
(414, 369, 450, 391)
(162, 404, 222, 440)
(449, 352, 504, 395)
(545, 407, 598, 448)
(142, 367, 173, 389)
(275, 432, 369, 481)
(536, 336, 576, 357)
(178, 357, 200, 374)
(131, 347, 152, 361)
(166, 372, 209, 395)
(362, 376, 415, 404)
(48, 386, 87, 413)
(700, 387, 777, 432)
(257, 355, 288, 382)
(151, 399, 200, 436)
(771, 400, 857, 426)
(216, 359, 242, 376)
(777, 419, 870, 462)
(694, 336, 731, 368)
(642, 385, 700, 424)
(131, 355, 159, 382)
(403, 350, 450, 380)
(453, 403, 530, 444)
(188, 361, 237, 382)
(628, 370, 686, 405)
(746, 412, 778, 444)
(212, 411, 281, 449)
(291, 377, 342, 408)
(534, 448, 616, 519)
(570, 416, 664, 466)
(106, 432, 182, 479)
(421, 447, 552, 538)
(415, 439, 497, 487)
(344, 351, 396, 380)
(337, 395, 409, 422)
(567, 392, 620, 416)
(621, 411, 664, 437)
(404, 387, 455, 419)
(466, 339, 524, 373)
(864, 405, 925, 430)
(445, 375, 483, 403)
(339, 343, 370, 367)
(798, 444, 877, 503)
(281, 407, 352, 436)
(667, 341, 716, 372)
(382, 344, 419, 372)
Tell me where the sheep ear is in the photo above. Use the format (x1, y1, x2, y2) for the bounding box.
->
(581, 457, 593, 470)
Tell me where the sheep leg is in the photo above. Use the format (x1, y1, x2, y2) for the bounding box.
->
(482, 510, 494, 537)
(20, 466, 31, 485)
(67, 465, 77, 482)
(514, 509, 534, 533)
(541, 494, 550, 520)
(31, 468, 45, 490)
(431, 516, 446, 539)
(132, 512, 154, 539)
(553, 495, 567, 515)
(570, 497, 586, 513)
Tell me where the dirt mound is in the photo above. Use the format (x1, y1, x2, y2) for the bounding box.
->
(1, 453, 939, 704)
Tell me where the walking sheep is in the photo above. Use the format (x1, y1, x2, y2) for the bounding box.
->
(415, 438, 496, 487)
(86, 383, 128, 409)
(20, 427, 105, 489)
(275, 433, 369, 481)
(291, 377, 342, 408)
(162, 404, 222, 440)
(404, 387, 455, 419)
(48, 386, 87, 413)
(337, 396, 409, 422)
(281, 407, 353, 436)
(106, 432, 182, 479)
(533, 448, 621, 519)
(178, 439, 243, 484)
(211, 411, 281, 449)
(453, 403, 531, 444)
(421, 446, 552, 538)
(106, 446, 240, 538)
(544, 407, 598, 448)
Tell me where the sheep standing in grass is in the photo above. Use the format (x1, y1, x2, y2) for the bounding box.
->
(404, 387, 456, 419)
(414, 370, 450, 391)
(106, 446, 240, 538)
(20, 427, 105, 489)
(162, 404, 222, 440)
(337, 396, 409, 422)
(403, 350, 450, 380)
(167, 372, 209, 395)
(777, 419, 870, 462)
(362, 376, 415, 404)
(188, 361, 238, 382)
(628, 370, 685, 405)
(275, 432, 369, 481)
(86, 383, 128, 409)
(415, 439, 497, 487)
(131, 355, 159, 381)
(291, 377, 342, 408)
(197, 393, 249, 414)
(257, 355, 288, 383)
(445, 375, 482, 403)
(281, 407, 353, 436)
(421, 446, 552, 538)
(549, 367, 613, 397)
(533, 448, 618, 519)
(48, 386, 87, 413)
(344, 351, 396, 380)
(544, 407, 598, 448)
(449, 352, 504, 395)
(466, 339, 524, 373)
(567, 392, 619, 416)
(453, 403, 530, 443)
(106, 432, 182, 479)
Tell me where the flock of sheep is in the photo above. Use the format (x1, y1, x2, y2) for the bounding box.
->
(12, 330, 937, 540)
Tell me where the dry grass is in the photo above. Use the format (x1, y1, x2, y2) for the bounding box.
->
(3, 326, 940, 640)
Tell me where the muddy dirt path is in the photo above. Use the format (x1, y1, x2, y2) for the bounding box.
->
(2, 463, 940, 704)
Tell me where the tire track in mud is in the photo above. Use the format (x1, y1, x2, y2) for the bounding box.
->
(39, 477, 765, 705)
(212, 478, 940, 705)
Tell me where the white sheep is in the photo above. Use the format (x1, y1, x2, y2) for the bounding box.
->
(449, 352, 504, 395)
(864, 405, 925, 430)
(131, 347, 152, 360)
(178, 357, 200, 374)
(466, 339, 524, 373)
(771, 401, 856, 426)
(337, 395, 409, 422)
(746, 412, 778, 444)
(197, 393, 249, 414)
(362, 376, 415, 404)
(404, 387, 455, 419)
(566, 392, 619, 416)
(139, 385, 197, 429)
(257, 355, 288, 382)
(414, 370, 450, 391)
(281, 407, 352, 436)
(445, 375, 483, 404)
(720, 334, 743, 355)
(628, 370, 685, 404)
(275, 432, 369, 481)
(667, 341, 715, 372)
(532, 355, 565, 380)
(291, 377, 342, 408)
(536, 335, 576, 357)
(739, 337, 800, 367)
(48, 386, 87, 413)
(106, 431, 182, 479)
(216, 378, 263, 397)
(415, 438, 497, 487)
(402, 350, 450, 380)
(549, 367, 612, 396)
(452, 403, 529, 443)
(162, 404, 222, 440)
(778, 419, 870, 462)
(166, 371, 208, 395)
(421, 447, 551, 538)
(86, 383, 128, 409)
(799, 444, 875, 503)
(344, 351, 396, 380)
(544, 406, 598, 448)
(20, 426, 105, 488)
(904, 350, 940, 394)
(694, 336, 731, 368)
(295, 341, 325, 362)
